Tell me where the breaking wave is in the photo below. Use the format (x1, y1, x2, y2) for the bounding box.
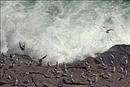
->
(1, 0, 130, 64)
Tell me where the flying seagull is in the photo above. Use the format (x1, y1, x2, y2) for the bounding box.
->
(103, 26, 114, 33)
(19, 41, 25, 51)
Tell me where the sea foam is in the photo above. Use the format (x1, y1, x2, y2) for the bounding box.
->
(1, 0, 130, 64)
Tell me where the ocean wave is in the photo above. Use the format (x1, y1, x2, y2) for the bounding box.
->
(1, 0, 130, 63)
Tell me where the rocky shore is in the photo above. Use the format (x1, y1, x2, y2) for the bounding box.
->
(0, 45, 130, 87)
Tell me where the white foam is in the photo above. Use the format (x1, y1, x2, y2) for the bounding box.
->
(1, 1, 130, 64)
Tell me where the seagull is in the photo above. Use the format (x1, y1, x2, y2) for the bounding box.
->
(19, 42, 25, 51)
(103, 26, 114, 33)
(106, 29, 113, 33)
(38, 55, 47, 66)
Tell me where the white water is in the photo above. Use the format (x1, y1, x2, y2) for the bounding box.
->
(1, 0, 130, 64)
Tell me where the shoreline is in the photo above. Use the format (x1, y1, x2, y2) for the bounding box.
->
(0, 45, 130, 87)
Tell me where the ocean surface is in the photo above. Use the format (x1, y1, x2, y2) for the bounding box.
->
(1, 0, 130, 63)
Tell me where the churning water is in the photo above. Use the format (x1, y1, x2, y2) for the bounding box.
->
(1, 0, 130, 64)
